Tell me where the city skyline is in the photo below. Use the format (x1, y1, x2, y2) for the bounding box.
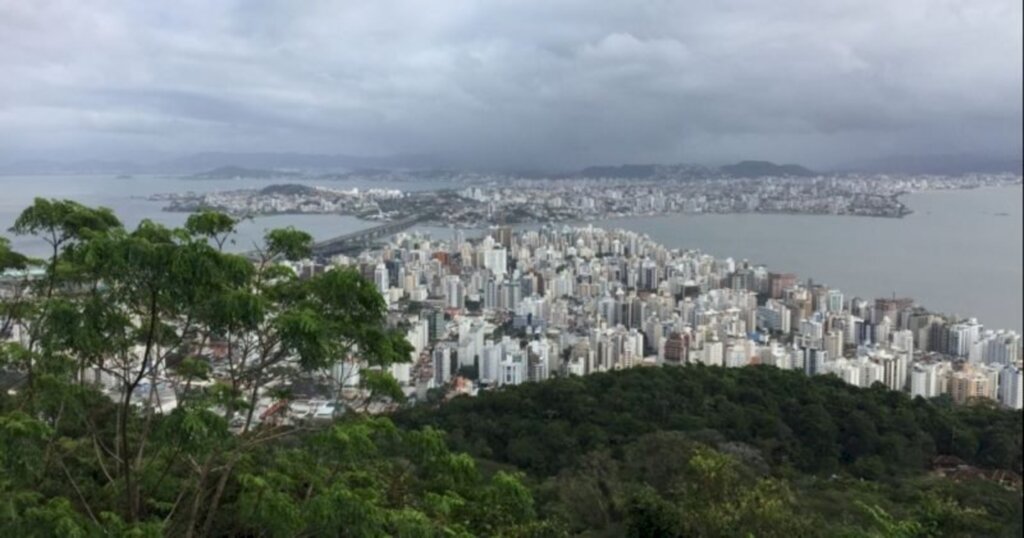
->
(1, 1, 1021, 534)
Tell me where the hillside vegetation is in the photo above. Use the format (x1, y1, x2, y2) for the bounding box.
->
(397, 365, 1023, 536)
(1, 200, 1020, 536)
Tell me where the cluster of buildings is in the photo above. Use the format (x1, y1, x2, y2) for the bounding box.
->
(453, 173, 1020, 223)
(314, 224, 1022, 410)
(152, 171, 1021, 226)
(152, 184, 404, 218)
(3, 223, 1020, 428)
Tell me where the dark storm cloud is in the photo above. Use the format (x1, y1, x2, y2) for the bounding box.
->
(1, 0, 1020, 168)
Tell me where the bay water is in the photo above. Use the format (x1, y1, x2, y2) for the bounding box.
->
(1, 175, 1019, 331)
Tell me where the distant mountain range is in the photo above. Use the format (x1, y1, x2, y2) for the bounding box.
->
(1, 151, 1019, 177)
(189, 166, 301, 180)
(258, 184, 320, 196)
(719, 160, 816, 178)
(576, 164, 663, 178)
(0, 152, 443, 176)
(839, 154, 1023, 175)
(165, 152, 445, 172)
(0, 159, 151, 175)
(572, 161, 814, 179)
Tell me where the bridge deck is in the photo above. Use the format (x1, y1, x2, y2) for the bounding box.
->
(310, 215, 426, 256)
(242, 214, 427, 261)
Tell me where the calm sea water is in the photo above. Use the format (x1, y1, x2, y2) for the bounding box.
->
(604, 186, 1023, 332)
(1, 176, 1020, 331)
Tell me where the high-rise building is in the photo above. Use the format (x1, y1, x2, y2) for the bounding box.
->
(500, 352, 526, 386)
(757, 299, 791, 333)
(928, 319, 951, 353)
(825, 330, 844, 359)
(427, 309, 446, 341)
(825, 289, 844, 313)
(452, 229, 465, 251)
(479, 341, 501, 385)
(599, 293, 618, 326)
(445, 275, 464, 310)
(432, 345, 452, 386)
(803, 348, 827, 376)
(502, 280, 521, 310)
(947, 319, 983, 359)
(768, 272, 797, 299)
(859, 358, 885, 388)
(908, 313, 943, 352)
(972, 331, 1020, 365)
(483, 247, 508, 278)
(619, 296, 646, 329)
(871, 349, 907, 391)
(701, 337, 723, 367)
(874, 297, 914, 324)
(457, 320, 486, 368)
(998, 366, 1023, 410)
(799, 315, 824, 349)
(950, 368, 991, 404)
(495, 226, 513, 250)
(639, 259, 659, 291)
(874, 316, 892, 348)
(373, 262, 389, 294)
(664, 332, 688, 364)
(483, 275, 500, 311)
(527, 340, 550, 383)
(910, 362, 948, 399)
(892, 329, 914, 358)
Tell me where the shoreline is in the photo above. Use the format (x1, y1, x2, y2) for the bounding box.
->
(159, 205, 916, 222)
(153, 182, 1023, 223)
(7, 183, 1020, 331)
(410, 221, 1022, 336)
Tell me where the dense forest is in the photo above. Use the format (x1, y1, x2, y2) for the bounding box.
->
(1, 200, 1021, 536)
(399, 365, 1023, 477)
(398, 365, 1023, 535)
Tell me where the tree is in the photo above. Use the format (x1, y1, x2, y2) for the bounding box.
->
(2, 202, 415, 534)
(2, 200, 1020, 536)
(0, 237, 34, 343)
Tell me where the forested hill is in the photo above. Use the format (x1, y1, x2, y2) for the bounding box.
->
(1, 200, 1021, 536)
(396, 365, 1024, 536)
(398, 365, 1022, 478)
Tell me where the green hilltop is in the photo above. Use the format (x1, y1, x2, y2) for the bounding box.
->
(0, 200, 1020, 537)
(720, 160, 817, 178)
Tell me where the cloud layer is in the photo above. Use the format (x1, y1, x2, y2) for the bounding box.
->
(1, 0, 1021, 168)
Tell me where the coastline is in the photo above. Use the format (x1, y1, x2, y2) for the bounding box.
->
(152, 182, 1024, 223)
(5, 180, 1020, 331)
(417, 183, 1024, 332)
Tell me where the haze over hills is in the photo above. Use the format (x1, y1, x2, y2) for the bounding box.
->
(164, 151, 446, 173)
(0, 151, 1021, 177)
(841, 154, 1024, 175)
(132, 159, 824, 180)
(0, 152, 444, 176)
(189, 166, 301, 180)
(568, 161, 817, 179)
(719, 160, 816, 178)
(0, 159, 151, 176)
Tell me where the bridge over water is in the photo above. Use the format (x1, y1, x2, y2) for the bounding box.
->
(310, 214, 427, 257)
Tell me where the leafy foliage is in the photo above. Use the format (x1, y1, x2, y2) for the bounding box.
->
(0, 201, 433, 536)
(397, 365, 1023, 535)
(1, 200, 1019, 536)
(397, 364, 1022, 478)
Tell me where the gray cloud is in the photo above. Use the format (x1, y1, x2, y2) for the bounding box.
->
(1, 0, 1020, 169)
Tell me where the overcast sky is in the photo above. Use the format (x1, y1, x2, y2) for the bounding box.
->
(1, 0, 1021, 169)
